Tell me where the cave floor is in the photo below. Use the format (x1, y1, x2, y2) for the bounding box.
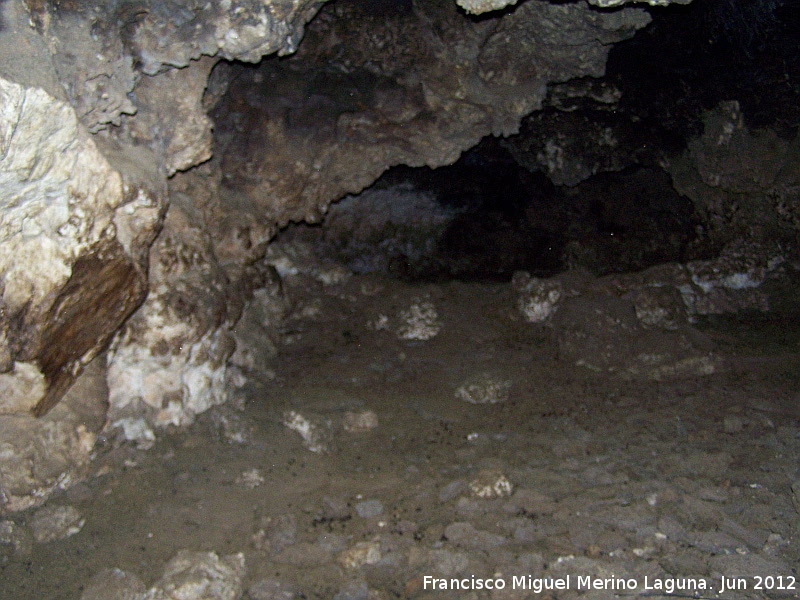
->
(3, 275, 800, 600)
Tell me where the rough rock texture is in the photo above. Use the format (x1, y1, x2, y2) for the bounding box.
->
(501, 79, 635, 187)
(122, 57, 217, 176)
(0, 76, 163, 417)
(587, 0, 692, 6)
(458, 0, 692, 16)
(667, 101, 800, 247)
(213, 0, 651, 227)
(511, 234, 794, 379)
(455, 0, 521, 15)
(106, 187, 246, 433)
(0, 358, 107, 513)
(146, 550, 246, 600)
(0, 0, 338, 510)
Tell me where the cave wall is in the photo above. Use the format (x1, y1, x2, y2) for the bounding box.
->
(0, 0, 797, 512)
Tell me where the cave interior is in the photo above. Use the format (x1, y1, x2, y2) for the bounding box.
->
(0, 0, 799, 597)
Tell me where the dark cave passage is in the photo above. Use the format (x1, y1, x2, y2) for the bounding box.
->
(209, 0, 799, 285)
(275, 138, 709, 282)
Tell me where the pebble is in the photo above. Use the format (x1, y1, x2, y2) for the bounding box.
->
(396, 299, 441, 340)
(469, 469, 514, 499)
(455, 373, 512, 405)
(426, 548, 470, 577)
(338, 540, 382, 569)
(252, 513, 296, 553)
(30, 505, 85, 544)
(344, 410, 379, 433)
(709, 553, 791, 578)
(235, 468, 264, 489)
(438, 480, 467, 503)
(148, 550, 245, 600)
(505, 488, 557, 515)
(282, 410, 328, 453)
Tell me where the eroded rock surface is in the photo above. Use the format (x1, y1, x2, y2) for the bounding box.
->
(0, 76, 162, 417)
(0, 358, 107, 513)
(213, 0, 651, 227)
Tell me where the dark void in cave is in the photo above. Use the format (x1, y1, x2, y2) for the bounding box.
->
(209, 0, 799, 284)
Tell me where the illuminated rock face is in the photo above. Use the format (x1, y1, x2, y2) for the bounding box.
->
(0, 76, 158, 417)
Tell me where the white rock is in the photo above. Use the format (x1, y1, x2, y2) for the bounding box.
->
(235, 469, 264, 490)
(283, 411, 328, 453)
(0, 77, 123, 317)
(146, 550, 246, 600)
(112, 417, 156, 450)
(468, 469, 514, 499)
(512, 272, 563, 323)
(396, 299, 441, 341)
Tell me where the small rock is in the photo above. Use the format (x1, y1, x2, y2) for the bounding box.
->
(512, 272, 563, 323)
(469, 469, 514, 499)
(393, 520, 418, 536)
(282, 410, 328, 453)
(455, 497, 486, 516)
(343, 411, 379, 433)
(338, 540, 382, 569)
(235, 468, 264, 489)
(147, 550, 246, 600)
(80, 568, 147, 600)
(657, 515, 686, 541)
(252, 514, 296, 553)
(506, 489, 557, 515)
(455, 373, 512, 405)
(709, 553, 790, 578)
(631, 285, 685, 330)
(208, 406, 252, 444)
(396, 299, 441, 341)
(427, 548, 470, 577)
(354, 500, 384, 518)
(30, 505, 85, 544)
(322, 496, 351, 520)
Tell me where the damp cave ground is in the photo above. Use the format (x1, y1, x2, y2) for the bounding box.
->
(2, 263, 799, 599)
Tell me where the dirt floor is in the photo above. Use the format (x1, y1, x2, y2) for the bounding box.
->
(1, 273, 799, 600)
